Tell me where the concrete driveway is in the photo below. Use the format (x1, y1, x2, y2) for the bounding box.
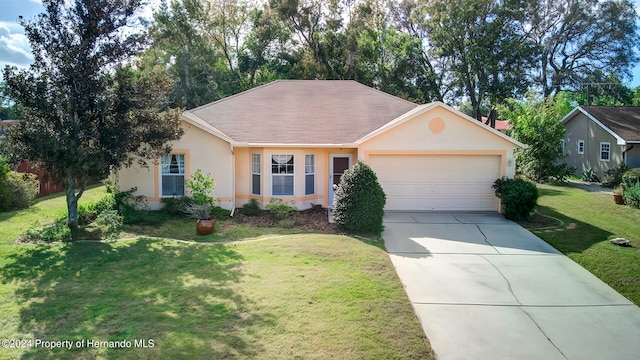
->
(383, 212, 640, 360)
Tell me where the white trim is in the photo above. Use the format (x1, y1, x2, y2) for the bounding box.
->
(329, 154, 353, 206)
(159, 153, 186, 197)
(578, 140, 585, 155)
(251, 153, 261, 195)
(304, 154, 316, 195)
(561, 107, 626, 145)
(600, 142, 611, 162)
(270, 154, 295, 197)
(354, 102, 526, 148)
(181, 112, 235, 143)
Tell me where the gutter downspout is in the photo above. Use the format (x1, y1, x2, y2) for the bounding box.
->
(230, 143, 236, 217)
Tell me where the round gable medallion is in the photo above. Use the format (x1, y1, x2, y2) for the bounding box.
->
(429, 117, 446, 134)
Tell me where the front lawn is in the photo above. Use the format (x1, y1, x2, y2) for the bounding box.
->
(521, 183, 640, 305)
(0, 190, 432, 359)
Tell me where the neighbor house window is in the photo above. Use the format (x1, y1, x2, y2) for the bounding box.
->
(252, 154, 261, 195)
(305, 154, 315, 195)
(271, 154, 294, 196)
(600, 142, 610, 161)
(578, 140, 585, 154)
(161, 153, 185, 196)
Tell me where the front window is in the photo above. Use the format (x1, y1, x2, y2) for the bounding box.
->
(578, 140, 584, 155)
(600, 142, 610, 161)
(161, 153, 185, 196)
(271, 154, 294, 196)
(252, 154, 261, 195)
(305, 154, 315, 195)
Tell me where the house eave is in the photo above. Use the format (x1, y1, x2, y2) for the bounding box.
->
(181, 112, 235, 144)
(562, 107, 627, 145)
(355, 101, 527, 149)
(233, 143, 358, 148)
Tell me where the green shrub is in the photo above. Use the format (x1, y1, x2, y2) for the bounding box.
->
(552, 164, 576, 183)
(186, 169, 215, 205)
(622, 168, 640, 187)
(121, 207, 169, 225)
(622, 182, 640, 208)
(603, 162, 630, 188)
(240, 199, 261, 216)
(93, 209, 123, 239)
(266, 198, 296, 220)
(211, 205, 231, 218)
(492, 178, 538, 221)
(581, 167, 599, 182)
(160, 197, 194, 216)
(19, 221, 72, 243)
(333, 161, 386, 234)
(0, 171, 39, 212)
(78, 193, 116, 225)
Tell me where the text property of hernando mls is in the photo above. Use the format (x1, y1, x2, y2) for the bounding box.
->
(1, 338, 155, 349)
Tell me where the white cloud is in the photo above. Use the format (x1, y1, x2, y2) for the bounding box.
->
(0, 23, 33, 68)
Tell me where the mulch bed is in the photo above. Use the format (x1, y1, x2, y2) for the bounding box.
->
(232, 205, 339, 233)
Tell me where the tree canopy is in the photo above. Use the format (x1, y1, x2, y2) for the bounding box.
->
(3, 0, 183, 230)
(136, 0, 639, 115)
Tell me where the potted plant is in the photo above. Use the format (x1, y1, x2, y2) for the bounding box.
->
(184, 202, 215, 235)
(613, 186, 624, 205)
(186, 169, 216, 235)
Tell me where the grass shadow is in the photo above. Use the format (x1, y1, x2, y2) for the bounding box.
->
(530, 204, 613, 254)
(0, 239, 274, 359)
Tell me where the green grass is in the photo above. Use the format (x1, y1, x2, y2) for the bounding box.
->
(521, 183, 640, 305)
(0, 184, 106, 242)
(0, 190, 432, 359)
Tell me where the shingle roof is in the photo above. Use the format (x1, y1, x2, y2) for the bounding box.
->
(187, 80, 419, 145)
(581, 106, 640, 142)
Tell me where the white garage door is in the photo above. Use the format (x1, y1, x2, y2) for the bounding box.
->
(368, 155, 500, 211)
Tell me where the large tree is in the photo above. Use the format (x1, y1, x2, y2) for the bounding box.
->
(525, 0, 639, 98)
(3, 0, 183, 231)
(414, 0, 537, 120)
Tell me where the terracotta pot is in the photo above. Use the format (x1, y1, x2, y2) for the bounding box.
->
(613, 194, 624, 205)
(196, 219, 215, 235)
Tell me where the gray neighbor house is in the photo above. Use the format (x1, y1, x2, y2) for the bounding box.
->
(562, 106, 640, 177)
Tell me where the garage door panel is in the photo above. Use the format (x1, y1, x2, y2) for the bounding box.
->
(369, 155, 500, 211)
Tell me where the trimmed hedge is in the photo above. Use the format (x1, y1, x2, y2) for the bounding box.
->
(492, 178, 538, 221)
(333, 161, 386, 234)
(0, 171, 39, 212)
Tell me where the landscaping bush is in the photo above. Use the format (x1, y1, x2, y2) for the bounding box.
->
(621, 169, 640, 208)
(265, 198, 296, 220)
(492, 178, 538, 221)
(622, 168, 640, 186)
(160, 196, 194, 216)
(93, 209, 123, 239)
(0, 171, 39, 212)
(19, 221, 72, 243)
(581, 167, 599, 183)
(240, 199, 261, 216)
(551, 163, 576, 183)
(78, 193, 116, 225)
(211, 205, 231, 218)
(333, 161, 386, 233)
(602, 162, 630, 188)
(186, 169, 215, 205)
(622, 183, 640, 208)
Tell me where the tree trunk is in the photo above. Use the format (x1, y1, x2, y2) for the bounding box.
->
(66, 175, 79, 232)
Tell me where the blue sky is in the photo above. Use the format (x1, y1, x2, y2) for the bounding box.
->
(1, 0, 640, 88)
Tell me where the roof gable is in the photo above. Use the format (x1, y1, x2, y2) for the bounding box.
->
(356, 102, 525, 148)
(562, 106, 640, 144)
(186, 80, 419, 145)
